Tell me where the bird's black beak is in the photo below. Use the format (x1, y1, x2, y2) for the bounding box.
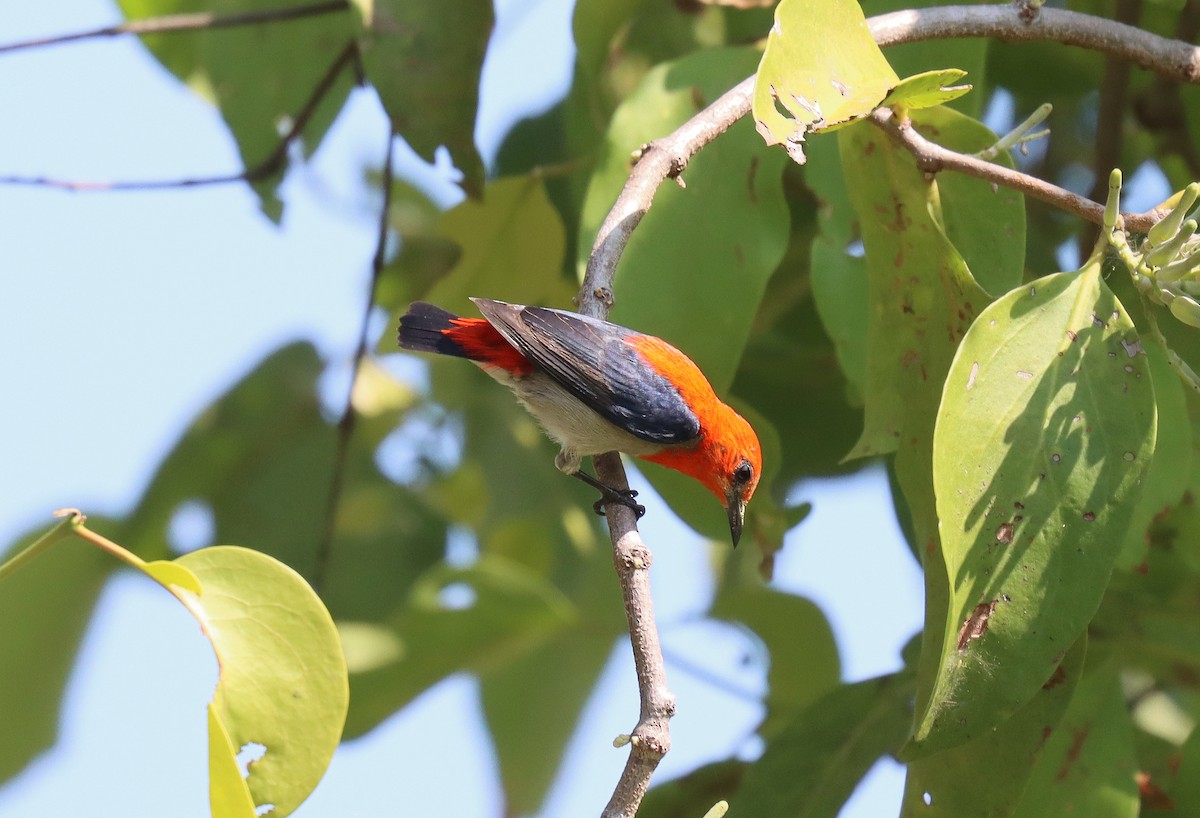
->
(727, 492, 746, 548)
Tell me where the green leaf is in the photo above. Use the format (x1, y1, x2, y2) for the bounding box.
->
(1012, 664, 1139, 817)
(128, 343, 445, 625)
(900, 634, 1086, 817)
(863, 0, 989, 119)
(879, 69, 972, 110)
(0, 530, 111, 784)
(711, 585, 839, 731)
(753, 0, 899, 161)
(582, 47, 789, 391)
(142, 558, 203, 594)
(1117, 339, 1192, 569)
(1168, 723, 1200, 815)
(117, 0, 356, 217)
(355, 0, 491, 197)
(911, 263, 1156, 755)
(728, 674, 912, 817)
(481, 631, 614, 814)
(809, 237, 869, 404)
(637, 761, 747, 818)
(344, 556, 577, 735)
(838, 116, 990, 461)
(423, 175, 575, 311)
(207, 704, 257, 818)
(173, 546, 348, 817)
(573, 0, 649, 83)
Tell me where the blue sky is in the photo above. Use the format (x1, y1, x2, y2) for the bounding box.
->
(0, 1, 924, 815)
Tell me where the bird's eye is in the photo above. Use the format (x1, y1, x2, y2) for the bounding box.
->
(733, 460, 754, 485)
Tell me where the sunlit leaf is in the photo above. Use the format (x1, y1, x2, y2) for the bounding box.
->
(423, 175, 575, 311)
(207, 703, 257, 818)
(753, 0, 898, 162)
(583, 47, 789, 390)
(911, 264, 1156, 755)
(171, 546, 348, 817)
(879, 69, 972, 111)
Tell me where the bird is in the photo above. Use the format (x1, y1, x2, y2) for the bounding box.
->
(397, 298, 762, 546)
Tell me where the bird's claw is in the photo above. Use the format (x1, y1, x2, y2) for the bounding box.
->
(592, 489, 646, 519)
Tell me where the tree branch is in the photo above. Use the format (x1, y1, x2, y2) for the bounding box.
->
(0, 40, 358, 191)
(868, 4, 1200, 83)
(582, 5, 1200, 314)
(577, 5, 1200, 814)
(311, 128, 394, 592)
(868, 107, 1161, 233)
(0, 0, 349, 55)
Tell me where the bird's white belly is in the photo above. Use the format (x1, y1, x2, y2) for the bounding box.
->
(479, 365, 666, 473)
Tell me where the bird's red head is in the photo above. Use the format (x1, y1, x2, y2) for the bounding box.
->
(643, 400, 761, 546)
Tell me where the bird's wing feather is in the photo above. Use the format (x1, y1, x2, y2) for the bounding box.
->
(472, 299, 701, 444)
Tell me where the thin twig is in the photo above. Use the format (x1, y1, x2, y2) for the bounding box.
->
(312, 128, 395, 592)
(0, 40, 358, 192)
(868, 107, 1162, 233)
(0, 0, 349, 55)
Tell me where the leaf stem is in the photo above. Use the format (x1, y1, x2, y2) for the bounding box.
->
(0, 509, 79, 583)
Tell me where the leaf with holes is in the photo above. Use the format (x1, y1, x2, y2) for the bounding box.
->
(909, 262, 1156, 757)
(753, 0, 899, 162)
(169, 546, 348, 817)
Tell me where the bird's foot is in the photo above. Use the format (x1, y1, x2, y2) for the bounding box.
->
(591, 488, 646, 519)
(572, 470, 646, 519)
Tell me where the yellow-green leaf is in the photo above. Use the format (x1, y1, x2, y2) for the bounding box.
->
(173, 546, 348, 817)
(880, 69, 972, 110)
(207, 703, 257, 818)
(753, 0, 898, 162)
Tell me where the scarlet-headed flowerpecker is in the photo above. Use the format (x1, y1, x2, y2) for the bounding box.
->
(397, 298, 762, 546)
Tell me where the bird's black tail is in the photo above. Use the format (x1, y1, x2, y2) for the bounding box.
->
(397, 302, 470, 358)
